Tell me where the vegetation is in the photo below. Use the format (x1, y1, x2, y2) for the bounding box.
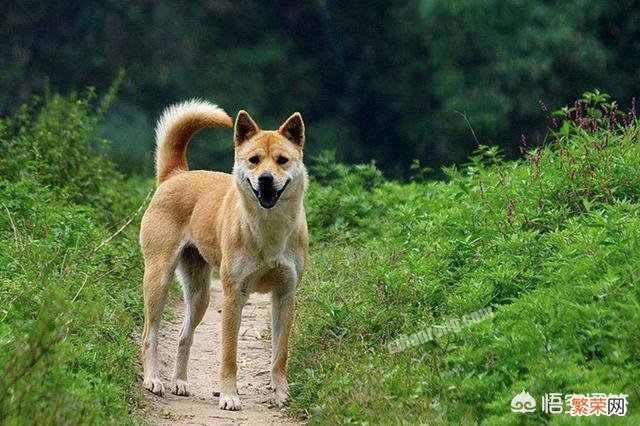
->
(289, 91, 640, 423)
(2, 1, 640, 177)
(2, 87, 638, 423)
(0, 92, 147, 424)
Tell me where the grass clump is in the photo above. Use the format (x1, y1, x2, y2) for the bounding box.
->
(290, 91, 640, 424)
(0, 91, 147, 424)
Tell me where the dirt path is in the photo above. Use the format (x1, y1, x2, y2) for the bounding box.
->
(139, 280, 301, 425)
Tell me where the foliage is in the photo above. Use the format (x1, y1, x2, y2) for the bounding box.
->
(2, 87, 639, 424)
(289, 92, 640, 423)
(0, 93, 148, 424)
(2, 1, 639, 176)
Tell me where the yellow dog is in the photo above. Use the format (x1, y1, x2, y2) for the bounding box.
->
(140, 100, 308, 410)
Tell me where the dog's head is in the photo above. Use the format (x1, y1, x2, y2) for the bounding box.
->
(232, 110, 306, 209)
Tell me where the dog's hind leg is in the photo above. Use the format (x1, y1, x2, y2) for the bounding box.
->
(171, 244, 211, 396)
(141, 234, 182, 396)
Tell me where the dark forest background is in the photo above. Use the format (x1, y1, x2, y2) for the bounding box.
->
(2, 0, 639, 177)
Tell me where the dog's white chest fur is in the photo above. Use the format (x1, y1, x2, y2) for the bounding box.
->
(230, 205, 300, 289)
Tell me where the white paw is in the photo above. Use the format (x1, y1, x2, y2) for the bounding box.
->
(171, 379, 190, 396)
(274, 388, 289, 408)
(271, 374, 289, 407)
(219, 393, 242, 411)
(143, 377, 165, 395)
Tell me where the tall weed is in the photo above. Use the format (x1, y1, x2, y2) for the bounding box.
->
(0, 91, 146, 424)
(291, 92, 640, 423)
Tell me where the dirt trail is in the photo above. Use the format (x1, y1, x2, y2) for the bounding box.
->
(139, 280, 301, 425)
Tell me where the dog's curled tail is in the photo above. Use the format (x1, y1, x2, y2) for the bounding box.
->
(154, 99, 232, 184)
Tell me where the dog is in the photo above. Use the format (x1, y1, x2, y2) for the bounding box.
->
(139, 100, 308, 411)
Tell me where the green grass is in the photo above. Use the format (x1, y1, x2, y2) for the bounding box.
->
(289, 92, 640, 424)
(0, 91, 148, 424)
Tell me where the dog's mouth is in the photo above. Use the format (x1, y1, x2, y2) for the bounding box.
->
(248, 179, 290, 209)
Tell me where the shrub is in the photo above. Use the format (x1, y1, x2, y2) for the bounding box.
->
(291, 92, 640, 423)
(0, 92, 147, 424)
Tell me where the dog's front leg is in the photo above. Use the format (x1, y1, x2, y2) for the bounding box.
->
(219, 285, 246, 411)
(271, 287, 296, 407)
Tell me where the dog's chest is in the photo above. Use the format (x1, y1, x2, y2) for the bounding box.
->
(231, 228, 296, 286)
(257, 225, 288, 257)
(248, 212, 295, 259)
(228, 206, 303, 289)
(252, 229, 292, 270)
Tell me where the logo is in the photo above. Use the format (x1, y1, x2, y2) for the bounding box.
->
(512, 391, 629, 416)
(511, 390, 536, 413)
(542, 393, 628, 417)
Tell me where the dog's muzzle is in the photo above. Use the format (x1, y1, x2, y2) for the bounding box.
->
(249, 176, 290, 209)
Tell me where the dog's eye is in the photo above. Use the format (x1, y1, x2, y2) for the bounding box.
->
(248, 156, 260, 164)
(277, 156, 289, 165)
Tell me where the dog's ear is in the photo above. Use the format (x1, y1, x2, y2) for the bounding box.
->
(278, 112, 305, 147)
(235, 110, 260, 145)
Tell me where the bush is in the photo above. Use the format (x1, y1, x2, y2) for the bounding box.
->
(291, 92, 640, 423)
(0, 92, 148, 424)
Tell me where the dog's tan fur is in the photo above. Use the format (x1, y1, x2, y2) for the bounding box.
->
(140, 100, 308, 410)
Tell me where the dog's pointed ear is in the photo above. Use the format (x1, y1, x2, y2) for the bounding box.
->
(235, 110, 260, 145)
(278, 112, 305, 147)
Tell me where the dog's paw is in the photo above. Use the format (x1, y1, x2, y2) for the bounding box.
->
(274, 388, 289, 408)
(143, 377, 165, 396)
(219, 393, 242, 411)
(271, 374, 289, 407)
(171, 379, 190, 396)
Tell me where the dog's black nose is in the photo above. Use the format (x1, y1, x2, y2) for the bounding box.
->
(258, 172, 273, 185)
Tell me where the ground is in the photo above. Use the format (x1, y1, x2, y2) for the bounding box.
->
(139, 280, 302, 426)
